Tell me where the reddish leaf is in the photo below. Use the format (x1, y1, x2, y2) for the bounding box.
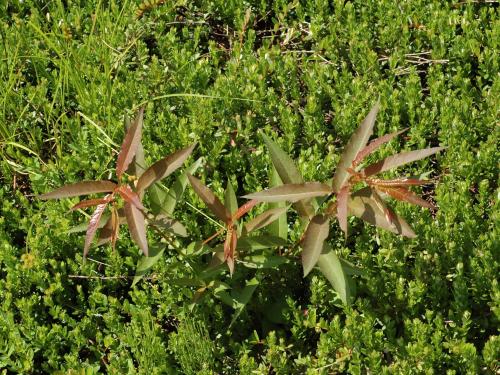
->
(110, 206, 120, 250)
(368, 177, 433, 187)
(371, 188, 396, 227)
(224, 227, 237, 275)
(377, 186, 434, 208)
(243, 183, 331, 203)
(336, 186, 350, 236)
(116, 107, 144, 179)
(233, 199, 259, 220)
(39, 180, 117, 200)
(243, 207, 288, 234)
(301, 214, 330, 277)
(348, 187, 416, 238)
(124, 202, 149, 256)
(187, 174, 231, 223)
(136, 144, 196, 194)
(83, 199, 109, 259)
(71, 197, 113, 211)
(116, 185, 144, 210)
(352, 128, 408, 167)
(97, 211, 126, 246)
(332, 99, 380, 192)
(363, 146, 445, 177)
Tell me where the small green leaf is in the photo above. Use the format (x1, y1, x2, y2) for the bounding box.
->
(243, 182, 331, 202)
(317, 243, 352, 305)
(332, 99, 380, 192)
(301, 214, 330, 277)
(131, 245, 165, 286)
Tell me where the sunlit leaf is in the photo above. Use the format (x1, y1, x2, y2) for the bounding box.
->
(371, 188, 396, 227)
(83, 199, 109, 259)
(301, 214, 330, 277)
(377, 186, 434, 208)
(352, 128, 408, 167)
(363, 146, 445, 177)
(262, 133, 314, 217)
(233, 200, 259, 220)
(224, 181, 238, 216)
(70, 197, 113, 211)
(368, 177, 433, 187)
(116, 185, 144, 210)
(349, 187, 416, 237)
(243, 207, 288, 235)
(124, 202, 149, 256)
(187, 174, 231, 222)
(116, 107, 144, 179)
(162, 157, 203, 215)
(239, 254, 289, 269)
(332, 99, 380, 192)
(125, 114, 147, 178)
(136, 144, 196, 194)
(131, 245, 164, 286)
(39, 180, 117, 200)
(268, 166, 287, 240)
(317, 243, 351, 305)
(243, 183, 331, 203)
(336, 186, 349, 236)
(110, 206, 120, 250)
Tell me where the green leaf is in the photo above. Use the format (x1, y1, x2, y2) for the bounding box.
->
(363, 146, 445, 177)
(224, 180, 238, 216)
(262, 133, 314, 217)
(162, 157, 203, 215)
(148, 214, 188, 237)
(237, 235, 287, 250)
(268, 166, 287, 240)
(243, 182, 331, 202)
(301, 214, 330, 277)
(332, 99, 380, 192)
(116, 107, 144, 179)
(349, 187, 416, 238)
(39, 180, 117, 200)
(148, 183, 168, 216)
(317, 243, 352, 305)
(187, 174, 231, 222)
(131, 245, 165, 286)
(136, 144, 196, 194)
(239, 254, 288, 269)
(213, 278, 260, 327)
(68, 213, 110, 233)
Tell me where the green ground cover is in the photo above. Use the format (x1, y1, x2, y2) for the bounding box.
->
(0, 0, 498, 373)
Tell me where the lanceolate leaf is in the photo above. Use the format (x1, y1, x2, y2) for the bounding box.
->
(83, 199, 109, 259)
(224, 181, 238, 216)
(332, 99, 380, 192)
(301, 215, 330, 277)
(131, 245, 165, 287)
(116, 107, 144, 179)
(224, 227, 237, 275)
(243, 207, 288, 235)
(233, 200, 259, 220)
(116, 185, 145, 210)
(124, 202, 149, 256)
(317, 243, 351, 305)
(237, 235, 287, 250)
(187, 174, 231, 222)
(377, 186, 434, 208)
(352, 128, 408, 167)
(125, 114, 147, 178)
(243, 183, 331, 203)
(39, 180, 117, 200)
(70, 197, 113, 211)
(349, 187, 416, 238)
(262, 133, 314, 218)
(368, 177, 433, 187)
(110, 206, 120, 250)
(148, 215, 188, 237)
(136, 144, 196, 194)
(268, 166, 287, 240)
(162, 157, 203, 215)
(336, 186, 349, 236)
(363, 146, 445, 177)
